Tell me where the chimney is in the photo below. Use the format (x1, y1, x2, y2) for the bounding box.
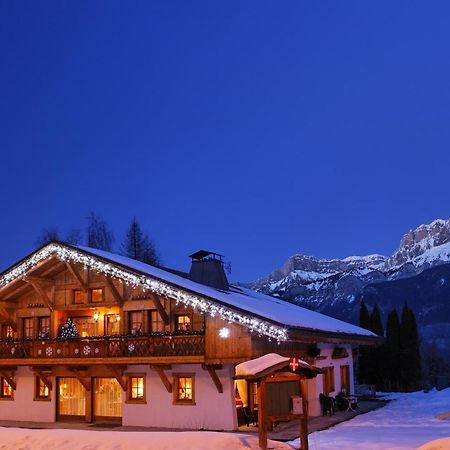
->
(188, 250, 229, 291)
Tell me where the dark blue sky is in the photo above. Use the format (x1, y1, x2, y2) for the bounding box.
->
(1, 1, 449, 282)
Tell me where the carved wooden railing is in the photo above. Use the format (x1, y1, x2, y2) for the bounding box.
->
(0, 333, 205, 360)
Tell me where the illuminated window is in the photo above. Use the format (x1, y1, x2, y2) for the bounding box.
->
(150, 310, 164, 332)
(1, 325, 13, 339)
(129, 312, 143, 334)
(23, 318, 34, 338)
(176, 315, 191, 331)
(91, 288, 103, 303)
(35, 377, 50, 401)
(127, 375, 146, 403)
(74, 290, 85, 304)
(39, 317, 50, 338)
(0, 378, 13, 400)
(105, 314, 121, 335)
(174, 374, 195, 405)
(252, 382, 258, 407)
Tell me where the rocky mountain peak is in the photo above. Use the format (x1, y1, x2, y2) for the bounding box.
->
(390, 218, 450, 267)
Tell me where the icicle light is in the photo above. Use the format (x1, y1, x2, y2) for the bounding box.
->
(0, 244, 288, 341)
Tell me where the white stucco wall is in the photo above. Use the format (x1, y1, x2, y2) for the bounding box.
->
(307, 343, 354, 417)
(0, 367, 55, 422)
(122, 364, 237, 431)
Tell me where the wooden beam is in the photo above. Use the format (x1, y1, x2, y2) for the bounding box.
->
(107, 365, 128, 391)
(300, 378, 309, 450)
(0, 303, 16, 331)
(203, 364, 223, 394)
(23, 277, 54, 312)
(33, 368, 53, 391)
(0, 370, 16, 391)
(149, 293, 169, 325)
(258, 379, 267, 450)
(68, 367, 91, 391)
(65, 262, 87, 292)
(105, 277, 124, 306)
(150, 364, 172, 393)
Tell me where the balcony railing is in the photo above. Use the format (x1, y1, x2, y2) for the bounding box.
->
(0, 332, 205, 360)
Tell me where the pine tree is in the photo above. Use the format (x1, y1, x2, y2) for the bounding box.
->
(121, 217, 161, 265)
(58, 318, 80, 339)
(86, 211, 114, 251)
(369, 304, 385, 388)
(385, 309, 401, 391)
(399, 303, 422, 391)
(358, 299, 371, 384)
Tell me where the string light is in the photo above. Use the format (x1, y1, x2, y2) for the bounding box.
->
(0, 243, 288, 341)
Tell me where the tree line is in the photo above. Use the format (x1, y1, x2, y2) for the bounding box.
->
(36, 211, 161, 266)
(358, 301, 422, 392)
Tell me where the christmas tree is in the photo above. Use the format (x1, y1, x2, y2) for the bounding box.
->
(58, 318, 80, 339)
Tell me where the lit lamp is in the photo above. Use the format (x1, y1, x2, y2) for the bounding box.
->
(93, 311, 100, 322)
(219, 327, 230, 338)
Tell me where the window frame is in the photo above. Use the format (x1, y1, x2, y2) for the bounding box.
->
(23, 317, 34, 339)
(38, 316, 50, 338)
(0, 377, 13, 401)
(175, 313, 192, 332)
(173, 373, 195, 406)
(149, 310, 165, 333)
(73, 289, 85, 304)
(322, 366, 335, 395)
(34, 376, 51, 402)
(129, 311, 143, 335)
(126, 374, 146, 404)
(90, 288, 104, 303)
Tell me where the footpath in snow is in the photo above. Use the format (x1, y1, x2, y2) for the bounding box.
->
(288, 388, 450, 450)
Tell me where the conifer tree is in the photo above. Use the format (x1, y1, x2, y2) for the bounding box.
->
(58, 318, 80, 339)
(369, 304, 385, 388)
(385, 309, 401, 391)
(121, 217, 161, 265)
(358, 299, 371, 383)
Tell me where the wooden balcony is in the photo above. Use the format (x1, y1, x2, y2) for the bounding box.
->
(0, 333, 205, 366)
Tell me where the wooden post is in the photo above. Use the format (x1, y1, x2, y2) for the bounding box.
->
(258, 379, 267, 450)
(299, 378, 309, 450)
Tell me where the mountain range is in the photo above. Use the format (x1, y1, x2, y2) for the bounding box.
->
(246, 218, 450, 359)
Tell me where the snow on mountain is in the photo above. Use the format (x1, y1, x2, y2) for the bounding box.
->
(244, 218, 450, 360)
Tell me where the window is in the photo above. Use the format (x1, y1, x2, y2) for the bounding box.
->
(1, 325, 13, 339)
(150, 310, 164, 332)
(251, 382, 258, 408)
(173, 374, 195, 405)
(34, 377, 50, 401)
(126, 375, 146, 403)
(91, 288, 103, 303)
(39, 317, 50, 338)
(105, 314, 121, 335)
(72, 316, 98, 337)
(176, 314, 191, 331)
(323, 366, 335, 395)
(0, 377, 13, 400)
(23, 318, 34, 338)
(340, 365, 350, 395)
(74, 290, 85, 304)
(129, 312, 143, 334)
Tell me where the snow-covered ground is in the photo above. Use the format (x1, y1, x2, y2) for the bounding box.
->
(289, 388, 450, 450)
(0, 428, 291, 450)
(0, 389, 449, 449)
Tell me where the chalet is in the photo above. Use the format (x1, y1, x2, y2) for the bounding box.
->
(0, 242, 379, 430)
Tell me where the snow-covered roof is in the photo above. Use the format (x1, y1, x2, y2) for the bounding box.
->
(76, 246, 377, 339)
(0, 242, 378, 342)
(235, 353, 290, 377)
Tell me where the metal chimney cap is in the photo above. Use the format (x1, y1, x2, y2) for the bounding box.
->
(189, 250, 223, 261)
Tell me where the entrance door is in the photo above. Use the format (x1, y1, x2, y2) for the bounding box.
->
(94, 378, 122, 422)
(58, 377, 86, 421)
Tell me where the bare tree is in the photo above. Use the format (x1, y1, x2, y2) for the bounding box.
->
(86, 211, 114, 251)
(35, 228, 60, 247)
(65, 228, 83, 245)
(121, 217, 161, 265)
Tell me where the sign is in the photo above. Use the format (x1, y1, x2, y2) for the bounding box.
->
(289, 357, 299, 371)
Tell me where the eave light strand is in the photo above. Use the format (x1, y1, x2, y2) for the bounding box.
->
(0, 244, 287, 342)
